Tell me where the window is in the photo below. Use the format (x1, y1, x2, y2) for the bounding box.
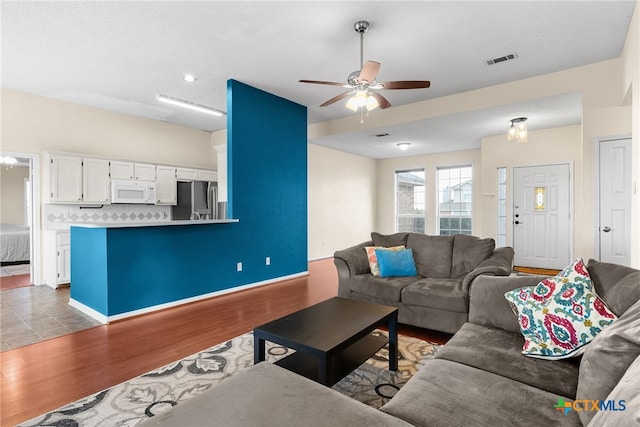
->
(437, 165, 472, 235)
(395, 169, 425, 233)
(497, 167, 507, 247)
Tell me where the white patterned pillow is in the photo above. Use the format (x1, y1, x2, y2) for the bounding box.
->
(364, 246, 405, 277)
(505, 258, 617, 360)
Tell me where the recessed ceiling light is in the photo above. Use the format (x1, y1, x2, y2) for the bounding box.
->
(183, 74, 197, 83)
(397, 142, 411, 151)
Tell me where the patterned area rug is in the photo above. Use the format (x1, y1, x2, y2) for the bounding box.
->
(21, 330, 439, 426)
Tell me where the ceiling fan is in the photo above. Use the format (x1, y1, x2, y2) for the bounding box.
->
(299, 20, 431, 114)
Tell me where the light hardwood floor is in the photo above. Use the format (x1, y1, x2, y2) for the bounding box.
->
(1, 258, 450, 426)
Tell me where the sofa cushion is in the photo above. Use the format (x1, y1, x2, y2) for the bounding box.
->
(364, 245, 405, 277)
(350, 274, 418, 302)
(380, 358, 582, 427)
(575, 298, 640, 425)
(401, 278, 468, 312)
(371, 231, 409, 247)
(407, 233, 454, 278)
(504, 258, 617, 360)
(137, 362, 412, 427)
(588, 354, 640, 427)
(451, 234, 495, 278)
(587, 259, 640, 316)
(435, 322, 579, 398)
(376, 248, 418, 277)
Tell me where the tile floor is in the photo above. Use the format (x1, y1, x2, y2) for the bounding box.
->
(1, 285, 102, 351)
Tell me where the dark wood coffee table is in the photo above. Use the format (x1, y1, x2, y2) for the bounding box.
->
(253, 297, 398, 386)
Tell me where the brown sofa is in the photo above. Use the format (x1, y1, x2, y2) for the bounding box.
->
(334, 232, 514, 333)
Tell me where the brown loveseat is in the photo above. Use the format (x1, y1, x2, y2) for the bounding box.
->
(334, 232, 514, 333)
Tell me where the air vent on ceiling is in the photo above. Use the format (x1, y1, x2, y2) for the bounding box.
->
(375, 132, 390, 138)
(485, 53, 518, 66)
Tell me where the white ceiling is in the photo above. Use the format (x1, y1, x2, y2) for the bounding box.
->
(1, 1, 635, 159)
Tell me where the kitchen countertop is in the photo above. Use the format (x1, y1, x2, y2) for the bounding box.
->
(70, 219, 239, 228)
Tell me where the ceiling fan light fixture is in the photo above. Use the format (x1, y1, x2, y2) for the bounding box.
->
(366, 94, 379, 111)
(345, 96, 359, 111)
(508, 117, 528, 143)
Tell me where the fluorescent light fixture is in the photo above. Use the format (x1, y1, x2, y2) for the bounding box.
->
(156, 94, 225, 116)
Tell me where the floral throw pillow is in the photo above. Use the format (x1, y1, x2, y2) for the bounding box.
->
(364, 246, 405, 277)
(504, 258, 617, 360)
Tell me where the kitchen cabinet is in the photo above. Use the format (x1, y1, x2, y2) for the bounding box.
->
(176, 168, 199, 181)
(110, 161, 156, 181)
(82, 158, 111, 204)
(176, 168, 217, 182)
(44, 230, 70, 288)
(48, 155, 110, 204)
(49, 155, 83, 203)
(155, 166, 177, 205)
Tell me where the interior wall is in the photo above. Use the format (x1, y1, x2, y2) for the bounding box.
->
(376, 149, 481, 236)
(1, 89, 215, 283)
(480, 125, 582, 255)
(621, 0, 640, 267)
(0, 165, 29, 225)
(1, 89, 214, 168)
(307, 144, 377, 259)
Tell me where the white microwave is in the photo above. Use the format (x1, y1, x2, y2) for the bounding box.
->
(111, 179, 156, 204)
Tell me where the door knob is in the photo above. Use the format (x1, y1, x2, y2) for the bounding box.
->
(602, 226, 611, 232)
(514, 221, 521, 225)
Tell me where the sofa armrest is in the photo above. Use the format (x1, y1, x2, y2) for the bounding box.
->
(468, 274, 549, 333)
(462, 246, 514, 291)
(334, 241, 373, 298)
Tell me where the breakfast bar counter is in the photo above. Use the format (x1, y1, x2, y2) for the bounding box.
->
(68, 218, 305, 323)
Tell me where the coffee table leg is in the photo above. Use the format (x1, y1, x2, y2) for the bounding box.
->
(254, 333, 266, 364)
(388, 313, 398, 371)
(318, 357, 328, 385)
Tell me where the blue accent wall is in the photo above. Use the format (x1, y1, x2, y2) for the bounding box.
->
(70, 81, 308, 317)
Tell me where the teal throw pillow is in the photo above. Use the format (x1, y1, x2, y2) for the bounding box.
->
(375, 248, 417, 277)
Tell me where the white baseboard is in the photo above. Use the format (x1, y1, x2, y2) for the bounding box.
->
(68, 271, 310, 324)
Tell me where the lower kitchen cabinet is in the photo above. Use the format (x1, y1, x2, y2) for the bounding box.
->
(44, 230, 71, 288)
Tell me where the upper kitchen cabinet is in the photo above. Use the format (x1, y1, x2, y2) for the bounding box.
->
(82, 158, 111, 203)
(49, 154, 83, 203)
(176, 168, 217, 182)
(111, 161, 156, 181)
(155, 166, 177, 205)
(48, 154, 110, 204)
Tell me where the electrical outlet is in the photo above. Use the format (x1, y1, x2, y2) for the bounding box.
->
(266, 257, 271, 266)
(237, 262, 243, 272)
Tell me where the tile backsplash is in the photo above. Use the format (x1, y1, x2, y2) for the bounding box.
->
(45, 204, 171, 230)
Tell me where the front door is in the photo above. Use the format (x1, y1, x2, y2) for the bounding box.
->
(599, 138, 632, 266)
(513, 164, 571, 269)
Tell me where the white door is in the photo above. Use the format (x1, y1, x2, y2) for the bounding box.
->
(513, 164, 571, 269)
(599, 138, 631, 266)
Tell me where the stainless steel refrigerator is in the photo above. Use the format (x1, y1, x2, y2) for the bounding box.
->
(172, 181, 219, 220)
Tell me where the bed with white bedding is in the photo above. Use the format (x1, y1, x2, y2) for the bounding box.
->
(1, 224, 30, 263)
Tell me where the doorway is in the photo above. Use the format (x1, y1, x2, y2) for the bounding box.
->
(513, 163, 572, 270)
(0, 152, 40, 287)
(597, 137, 632, 266)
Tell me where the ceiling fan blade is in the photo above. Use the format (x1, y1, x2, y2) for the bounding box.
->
(377, 80, 431, 89)
(370, 92, 391, 109)
(299, 79, 348, 87)
(356, 61, 381, 84)
(319, 91, 353, 107)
